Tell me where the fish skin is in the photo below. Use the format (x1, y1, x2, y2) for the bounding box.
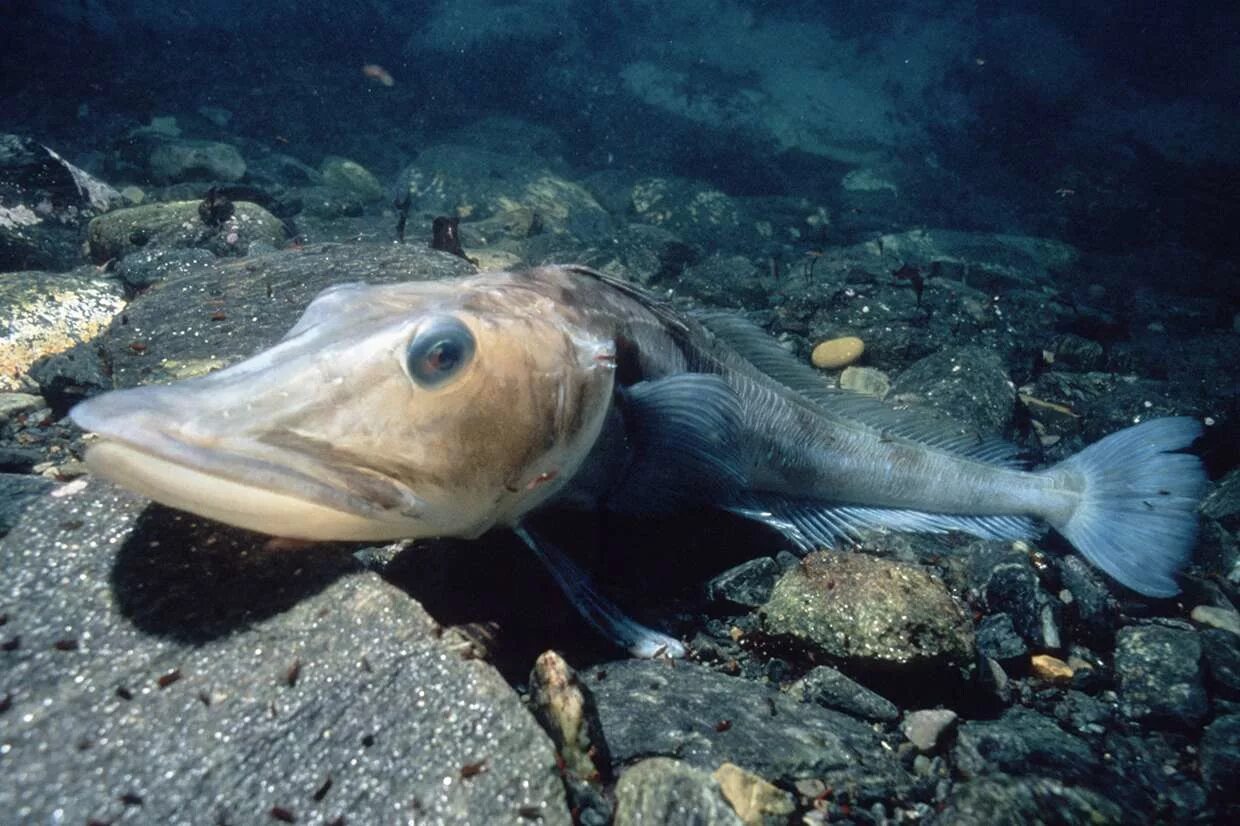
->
(71, 265, 1208, 641)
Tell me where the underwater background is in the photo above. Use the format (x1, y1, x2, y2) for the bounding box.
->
(2, 1, 1239, 824)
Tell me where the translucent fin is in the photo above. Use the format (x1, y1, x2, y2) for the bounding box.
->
(728, 494, 1037, 552)
(1043, 417, 1206, 597)
(515, 526, 686, 658)
(693, 311, 1025, 467)
(609, 374, 747, 514)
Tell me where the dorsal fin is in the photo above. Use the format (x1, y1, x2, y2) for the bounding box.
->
(692, 310, 1025, 467)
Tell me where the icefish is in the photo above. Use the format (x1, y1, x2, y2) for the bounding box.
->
(71, 266, 1207, 656)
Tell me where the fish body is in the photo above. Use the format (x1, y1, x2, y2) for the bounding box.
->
(71, 266, 1207, 652)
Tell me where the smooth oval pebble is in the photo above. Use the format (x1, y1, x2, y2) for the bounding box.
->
(1030, 654, 1074, 683)
(811, 336, 865, 369)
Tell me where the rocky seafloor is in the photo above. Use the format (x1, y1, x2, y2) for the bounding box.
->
(2, 116, 1239, 826)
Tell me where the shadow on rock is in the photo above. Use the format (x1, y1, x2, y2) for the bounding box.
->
(111, 503, 362, 643)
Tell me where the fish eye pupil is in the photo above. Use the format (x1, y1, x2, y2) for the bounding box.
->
(407, 317, 475, 388)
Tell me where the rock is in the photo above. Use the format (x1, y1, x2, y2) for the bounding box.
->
(811, 336, 865, 369)
(1201, 629, 1240, 700)
(613, 758, 742, 826)
(0, 479, 571, 825)
(712, 762, 795, 826)
(528, 650, 608, 781)
(113, 246, 216, 292)
(1114, 624, 1209, 729)
(0, 270, 125, 392)
(1201, 468, 1240, 529)
(1191, 605, 1240, 637)
(148, 140, 246, 183)
(889, 345, 1016, 436)
(86, 200, 286, 263)
(28, 344, 112, 414)
(870, 229, 1078, 290)
(673, 255, 771, 308)
(1056, 554, 1119, 645)
(786, 665, 899, 722)
(0, 445, 42, 472)
(1200, 714, 1240, 805)
(954, 707, 1100, 783)
(583, 660, 909, 796)
(0, 134, 123, 270)
(838, 365, 890, 397)
(0, 392, 43, 422)
(762, 551, 975, 673)
(901, 709, 958, 752)
(705, 557, 781, 609)
(938, 775, 1123, 825)
(975, 613, 1029, 666)
(0, 472, 55, 536)
(320, 156, 384, 201)
(983, 560, 1061, 650)
(1030, 654, 1075, 683)
(1052, 690, 1114, 736)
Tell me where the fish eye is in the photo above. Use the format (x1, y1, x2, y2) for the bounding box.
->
(406, 316, 475, 388)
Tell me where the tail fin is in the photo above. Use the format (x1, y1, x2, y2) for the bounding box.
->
(1043, 417, 1207, 597)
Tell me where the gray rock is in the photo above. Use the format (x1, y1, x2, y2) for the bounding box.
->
(954, 707, 1100, 783)
(148, 139, 246, 183)
(901, 708, 958, 752)
(0, 480, 570, 825)
(28, 343, 111, 413)
(113, 246, 216, 292)
(938, 775, 1123, 825)
(613, 758, 742, 826)
(584, 660, 910, 797)
(984, 560, 1061, 650)
(320, 156, 385, 201)
(889, 345, 1016, 436)
(762, 551, 975, 673)
(1056, 554, 1119, 645)
(787, 665, 899, 722)
(0, 134, 122, 270)
(1201, 628, 1240, 700)
(976, 613, 1029, 666)
(0, 445, 42, 472)
(705, 556, 781, 609)
(0, 392, 44, 422)
(1200, 714, 1240, 804)
(0, 472, 55, 536)
(1114, 624, 1209, 728)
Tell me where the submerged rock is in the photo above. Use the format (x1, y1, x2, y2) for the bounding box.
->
(762, 551, 975, 673)
(613, 758, 742, 826)
(1114, 624, 1209, 729)
(0, 480, 571, 825)
(87, 199, 285, 263)
(786, 664, 900, 722)
(148, 139, 246, 183)
(939, 775, 1123, 825)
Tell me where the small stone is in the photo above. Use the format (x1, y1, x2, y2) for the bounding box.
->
(787, 665, 899, 722)
(705, 557, 780, 608)
(1030, 654, 1074, 683)
(838, 365, 890, 397)
(1190, 605, 1240, 637)
(1114, 625, 1208, 729)
(811, 336, 864, 369)
(1201, 629, 1240, 700)
(976, 613, 1028, 666)
(527, 650, 607, 782)
(712, 762, 795, 826)
(613, 758, 742, 826)
(320, 156, 385, 202)
(0, 392, 43, 422)
(902, 709, 958, 753)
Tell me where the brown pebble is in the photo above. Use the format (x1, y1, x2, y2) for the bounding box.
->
(811, 336, 864, 369)
(1030, 654, 1074, 682)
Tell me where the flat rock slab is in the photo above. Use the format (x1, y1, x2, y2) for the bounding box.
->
(0, 479, 570, 825)
(583, 660, 910, 806)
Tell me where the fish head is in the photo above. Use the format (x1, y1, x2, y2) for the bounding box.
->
(70, 274, 618, 541)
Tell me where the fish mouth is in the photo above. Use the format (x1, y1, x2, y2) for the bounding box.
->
(71, 388, 428, 542)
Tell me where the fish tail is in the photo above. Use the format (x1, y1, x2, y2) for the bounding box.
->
(1042, 417, 1207, 597)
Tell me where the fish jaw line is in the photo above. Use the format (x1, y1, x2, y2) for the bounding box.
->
(79, 429, 429, 542)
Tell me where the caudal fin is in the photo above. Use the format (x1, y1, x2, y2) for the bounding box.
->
(1044, 417, 1207, 597)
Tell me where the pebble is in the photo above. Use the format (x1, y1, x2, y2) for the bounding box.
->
(712, 762, 795, 826)
(1200, 629, 1240, 700)
(811, 336, 864, 369)
(838, 365, 889, 397)
(902, 709, 959, 752)
(1191, 605, 1240, 637)
(0, 392, 44, 422)
(1114, 625, 1209, 728)
(1030, 654, 1074, 683)
(705, 557, 781, 608)
(976, 613, 1028, 666)
(1199, 714, 1240, 803)
(528, 650, 606, 781)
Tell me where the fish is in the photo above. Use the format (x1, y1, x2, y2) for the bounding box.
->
(70, 265, 1208, 656)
